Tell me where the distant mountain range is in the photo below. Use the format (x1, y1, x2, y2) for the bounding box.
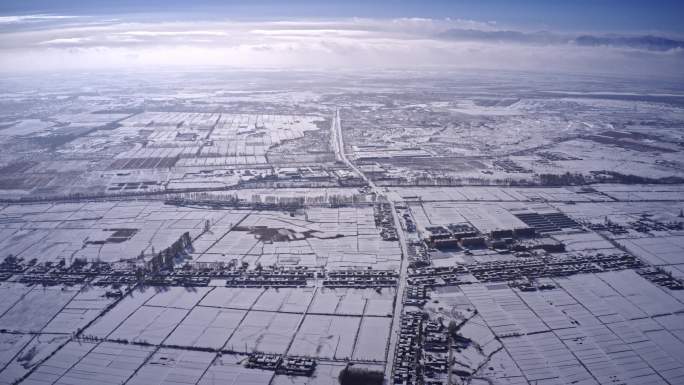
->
(437, 29, 684, 51)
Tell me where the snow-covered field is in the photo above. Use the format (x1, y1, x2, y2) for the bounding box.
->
(1, 71, 684, 385)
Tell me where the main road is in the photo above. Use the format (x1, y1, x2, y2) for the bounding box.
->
(331, 109, 409, 383)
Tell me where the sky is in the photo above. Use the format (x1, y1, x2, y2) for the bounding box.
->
(0, 0, 683, 77)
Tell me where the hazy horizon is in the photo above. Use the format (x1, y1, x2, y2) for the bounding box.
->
(1, 1, 683, 77)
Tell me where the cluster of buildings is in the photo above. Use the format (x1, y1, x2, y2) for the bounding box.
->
(467, 252, 643, 282)
(423, 223, 487, 250)
(586, 219, 629, 235)
(404, 266, 471, 307)
(147, 264, 316, 287)
(492, 159, 532, 173)
(393, 312, 424, 385)
(509, 278, 556, 292)
(1, 256, 116, 286)
(407, 269, 463, 288)
(143, 265, 317, 288)
(19, 271, 89, 286)
(1, 250, 404, 293)
(375, 203, 398, 241)
(404, 284, 429, 307)
(222, 268, 313, 287)
(426, 226, 562, 255)
(629, 215, 683, 232)
(401, 211, 416, 233)
(245, 353, 316, 376)
(274, 166, 331, 183)
(537, 151, 582, 161)
(392, 312, 462, 385)
(402, 251, 651, 289)
(406, 241, 430, 268)
(637, 267, 684, 290)
(505, 237, 565, 253)
(587, 216, 682, 235)
(323, 269, 398, 288)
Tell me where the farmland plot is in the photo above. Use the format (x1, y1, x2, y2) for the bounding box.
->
(225, 311, 300, 354)
(84, 287, 158, 338)
(352, 317, 391, 362)
(200, 287, 264, 310)
(108, 306, 189, 344)
(165, 306, 246, 349)
(0, 286, 78, 333)
(126, 348, 215, 385)
(197, 353, 273, 385)
(22, 341, 154, 385)
(288, 314, 360, 359)
(0, 334, 70, 385)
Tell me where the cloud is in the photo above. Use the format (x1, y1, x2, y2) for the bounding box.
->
(437, 29, 568, 45)
(249, 29, 372, 38)
(119, 30, 229, 37)
(0, 15, 682, 78)
(0, 14, 78, 24)
(38, 37, 92, 45)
